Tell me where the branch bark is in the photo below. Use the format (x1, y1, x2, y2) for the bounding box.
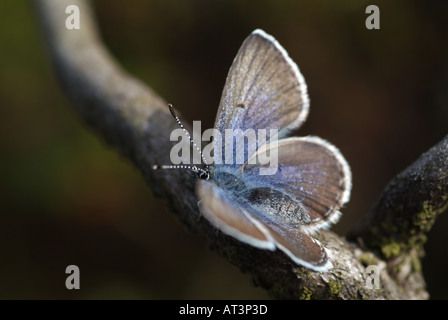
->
(348, 136, 448, 286)
(35, 0, 446, 299)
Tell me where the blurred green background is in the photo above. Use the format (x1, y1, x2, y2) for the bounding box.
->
(0, 0, 447, 299)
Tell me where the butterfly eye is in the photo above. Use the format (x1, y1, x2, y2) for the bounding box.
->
(198, 171, 209, 180)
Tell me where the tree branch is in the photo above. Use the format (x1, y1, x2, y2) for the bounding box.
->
(348, 135, 448, 277)
(35, 0, 442, 299)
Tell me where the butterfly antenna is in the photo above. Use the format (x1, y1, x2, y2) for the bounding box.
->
(152, 164, 209, 179)
(168, 104, 209, 168)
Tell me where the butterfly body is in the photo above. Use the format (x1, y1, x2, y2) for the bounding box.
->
(210, 167, 310, 225)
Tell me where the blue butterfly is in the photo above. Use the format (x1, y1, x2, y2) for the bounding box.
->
(156, 29, 351, 272)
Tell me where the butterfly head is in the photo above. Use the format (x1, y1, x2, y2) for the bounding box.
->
(193, 165, 210, 180)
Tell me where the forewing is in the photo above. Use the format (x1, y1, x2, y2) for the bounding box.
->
(242, 136, 352, 233)
(214, 29, 309, 165)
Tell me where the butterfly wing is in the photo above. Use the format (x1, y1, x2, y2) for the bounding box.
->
(241, 136, 352, 234)
(253, 214, 332, 271)
(197, 179, 331, 271)
(197, 180, 275, 250)
(214, 29, 309, 165)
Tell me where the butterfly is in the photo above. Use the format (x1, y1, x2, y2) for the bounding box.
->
(155, 29, 351, 272)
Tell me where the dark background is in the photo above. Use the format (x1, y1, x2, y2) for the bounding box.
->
(1, 0, 447, 299)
